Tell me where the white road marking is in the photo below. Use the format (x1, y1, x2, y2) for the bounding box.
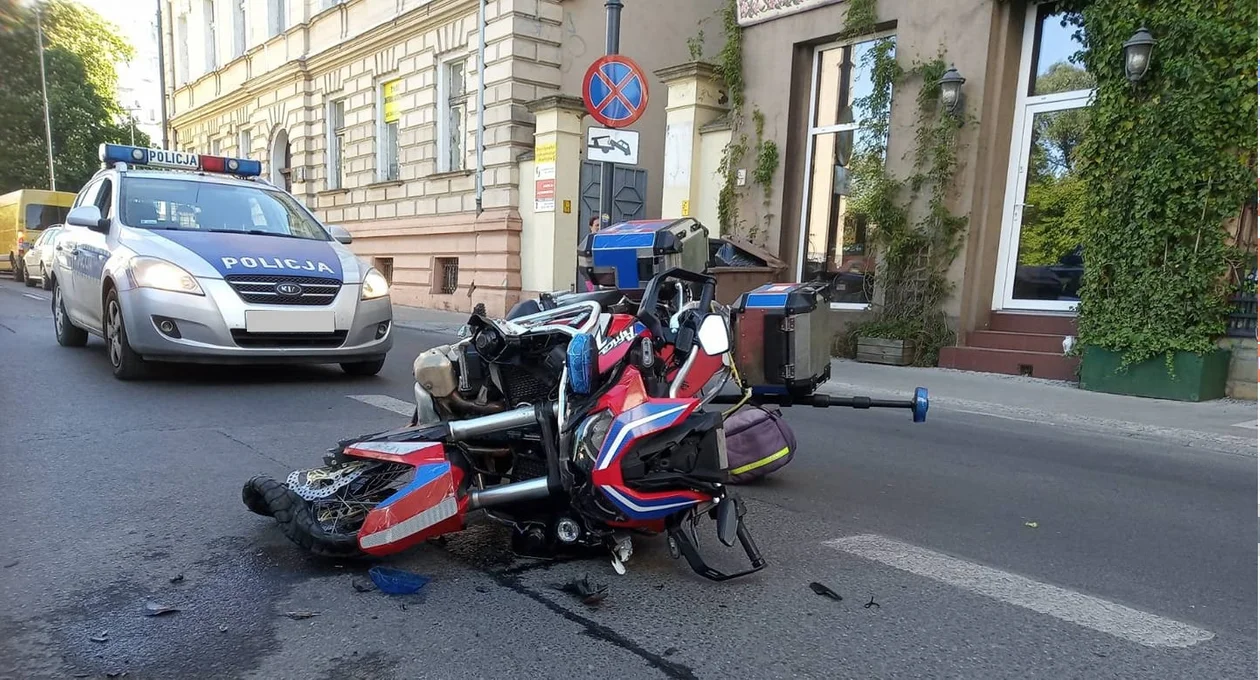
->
(348, 394, 414, 417)
(825, 534, 1214, 649)
(22, 293, 47, 301)
(1231, 420, 1257, 429)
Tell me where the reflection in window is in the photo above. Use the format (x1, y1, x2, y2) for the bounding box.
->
(802, 36, 894, 305)
(1013, 108, 1087, 301)
(1030, 3, 1093, 96)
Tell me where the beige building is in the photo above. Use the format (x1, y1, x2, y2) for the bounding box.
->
(161, 0, 720, 315)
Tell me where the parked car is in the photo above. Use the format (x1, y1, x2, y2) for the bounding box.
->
(22, 225, 63, 290)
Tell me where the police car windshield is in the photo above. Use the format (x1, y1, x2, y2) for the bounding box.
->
(119, 177, 330, 241)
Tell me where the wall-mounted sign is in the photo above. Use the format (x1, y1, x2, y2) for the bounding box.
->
(534, 142, 557, 213)
(736, 0, 845, 27)
(382, 80, 401, 123)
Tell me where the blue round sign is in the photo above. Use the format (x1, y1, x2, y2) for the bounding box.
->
(583, 55, 650, 128)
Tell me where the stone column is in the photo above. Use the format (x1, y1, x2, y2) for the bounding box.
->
(525, 95, 586, 293)
(655, 62, 727, 221)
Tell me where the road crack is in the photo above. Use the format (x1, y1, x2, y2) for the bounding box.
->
(217, 430, 290, 467)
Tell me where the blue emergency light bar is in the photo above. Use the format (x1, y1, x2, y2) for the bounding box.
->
(99, 143, 263, 177)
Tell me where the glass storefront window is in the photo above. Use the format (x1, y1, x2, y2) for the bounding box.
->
(800, 35, 894, 306)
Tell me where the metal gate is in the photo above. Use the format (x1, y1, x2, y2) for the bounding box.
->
(578, 161, 647, 241)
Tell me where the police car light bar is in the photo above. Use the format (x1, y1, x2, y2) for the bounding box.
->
(99, 143, 262, 178)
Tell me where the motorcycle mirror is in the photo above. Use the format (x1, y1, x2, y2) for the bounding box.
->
(696, 314, 730, 357)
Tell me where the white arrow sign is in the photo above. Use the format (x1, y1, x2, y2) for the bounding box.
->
(586, 127, 639, 165)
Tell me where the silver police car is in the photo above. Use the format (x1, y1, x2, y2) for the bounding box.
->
(51, 144, 394, 380)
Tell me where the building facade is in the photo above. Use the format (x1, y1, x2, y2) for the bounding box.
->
(160, 0, 720, 315)
(657, 0, 1255, 395)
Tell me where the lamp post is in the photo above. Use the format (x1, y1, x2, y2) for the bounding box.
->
(937, 65, 966, 117)
(35, 2, 56, 191)
(1123, 27, 1156, 83)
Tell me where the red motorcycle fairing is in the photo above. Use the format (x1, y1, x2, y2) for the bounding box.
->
(589, 369, 712, 521)
(346, 441, 468, 556)
(597, 314, 650, 374)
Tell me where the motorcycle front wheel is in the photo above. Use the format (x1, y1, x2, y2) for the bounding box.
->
(243, 460, 412, 558)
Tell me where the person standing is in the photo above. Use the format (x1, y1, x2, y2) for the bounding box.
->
(583, 215, 602, 291)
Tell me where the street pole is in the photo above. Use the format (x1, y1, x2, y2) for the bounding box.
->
(156, 0, 169, 149)
(597, 0, 622, 229)
(35, 3, 56, 191)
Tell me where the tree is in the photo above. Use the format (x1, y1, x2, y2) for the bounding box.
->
(0, 0, 150, 195)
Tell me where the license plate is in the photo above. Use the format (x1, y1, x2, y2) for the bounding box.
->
(244, 310, 335, 333)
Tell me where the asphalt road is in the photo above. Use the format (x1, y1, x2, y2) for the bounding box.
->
(0, 277, 1254, 680)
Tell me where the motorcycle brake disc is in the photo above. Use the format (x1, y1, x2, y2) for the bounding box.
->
(286, 460, 375, 501)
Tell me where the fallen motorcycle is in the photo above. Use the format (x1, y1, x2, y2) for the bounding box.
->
(243, 269, 929, 580)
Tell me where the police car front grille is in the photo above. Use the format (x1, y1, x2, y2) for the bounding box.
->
(224, 274, 342, 306)
(230, 330, 348, 349)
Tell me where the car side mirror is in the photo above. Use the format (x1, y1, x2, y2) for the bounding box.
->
(329, 225, 353, 244)
(67, 205, 108, 233)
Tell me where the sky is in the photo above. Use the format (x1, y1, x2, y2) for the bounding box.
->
(75, 0, 164, 142)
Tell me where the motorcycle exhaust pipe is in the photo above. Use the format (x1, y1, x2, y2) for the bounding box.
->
(467, 477, 550, 510)
(447, 403, 559, 441)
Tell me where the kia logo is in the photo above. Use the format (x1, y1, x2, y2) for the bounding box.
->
(275, 282, 303, 296)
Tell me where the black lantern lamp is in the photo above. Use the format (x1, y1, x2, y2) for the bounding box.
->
(1123, 27, 1156, 83)
(938, 65, 966, 116)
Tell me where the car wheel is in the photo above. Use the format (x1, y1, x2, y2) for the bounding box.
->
(105, 290, 147, 380)
(53, 281, 88, 348)
(340, 357, 386, 376)
(12, 257, 24, 283)
(41, 265, 52, 290)
(23, 265, 36, 287)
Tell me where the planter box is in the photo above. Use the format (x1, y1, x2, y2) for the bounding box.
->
(1078, 346, 1231, 402)
(856, 337, 915, 366)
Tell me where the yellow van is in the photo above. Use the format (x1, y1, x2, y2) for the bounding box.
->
(0, 189, 76, 283)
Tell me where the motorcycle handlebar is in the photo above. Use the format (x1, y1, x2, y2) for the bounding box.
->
(712, 387, 930, 423)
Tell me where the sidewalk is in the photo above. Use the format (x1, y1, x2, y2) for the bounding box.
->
(391, 303, 469, 335)
(390, 303, 1256, 456)
(821, 359, 1257, 456)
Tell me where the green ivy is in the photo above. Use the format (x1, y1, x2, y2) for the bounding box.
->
(712, 0, 746, 238)
(842, 0, 878, 37)
(750, 108, 779, 205)
(840, 39, 971, 367)
(1052, 0, 1256, 369)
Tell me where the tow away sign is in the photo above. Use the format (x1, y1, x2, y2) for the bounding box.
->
(586, 127, 639, 165)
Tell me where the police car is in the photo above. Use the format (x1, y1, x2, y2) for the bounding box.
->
(51, 144, 394, 380)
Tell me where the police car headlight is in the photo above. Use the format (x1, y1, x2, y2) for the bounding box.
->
(128, 257, 204, 296)
(361, 268, 390, 300)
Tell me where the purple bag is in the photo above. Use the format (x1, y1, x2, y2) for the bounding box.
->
(723, 404, 797, 484)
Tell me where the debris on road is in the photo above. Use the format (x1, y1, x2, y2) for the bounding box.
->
(143, 602, 181, 617)
(3, 559, 18, 568)
(368, 566, 430, 595)
(169, 574, 185, 583)
(1025, 521, 1039, 529)
(351, 578, 376, 593)
(89, 631, 109, 643)
(282, 611, 320, 620)
(219, 624, 229, 633)
(864, 596, 880, 609)
(809, 582, 842, 601)
(556, 575, 608, 607)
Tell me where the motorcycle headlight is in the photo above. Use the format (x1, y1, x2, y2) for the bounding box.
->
(361, 268, 390, 300)
(128, 257, 204, 296)
(573, 409, 613, 473)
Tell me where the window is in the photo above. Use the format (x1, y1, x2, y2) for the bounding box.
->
(268, 0, 286, 37)
(25, 204, 69, 230)
(374, 257, 394, 284)
(202, 0, 218, 74)
(238, 129, 251, 157)
(378, 79, 401, 181)
(95, 179, 114, 220)
(437, 59, 467, 173)
(119, 176, 331, 240)
(232, 0, 245, 58)
(209, 138, 221, 156)
(175, 14, 190, 84)
(327, 99, 347, 190)
(435, 257, 459, 294)
(797, 35, 895, 307)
